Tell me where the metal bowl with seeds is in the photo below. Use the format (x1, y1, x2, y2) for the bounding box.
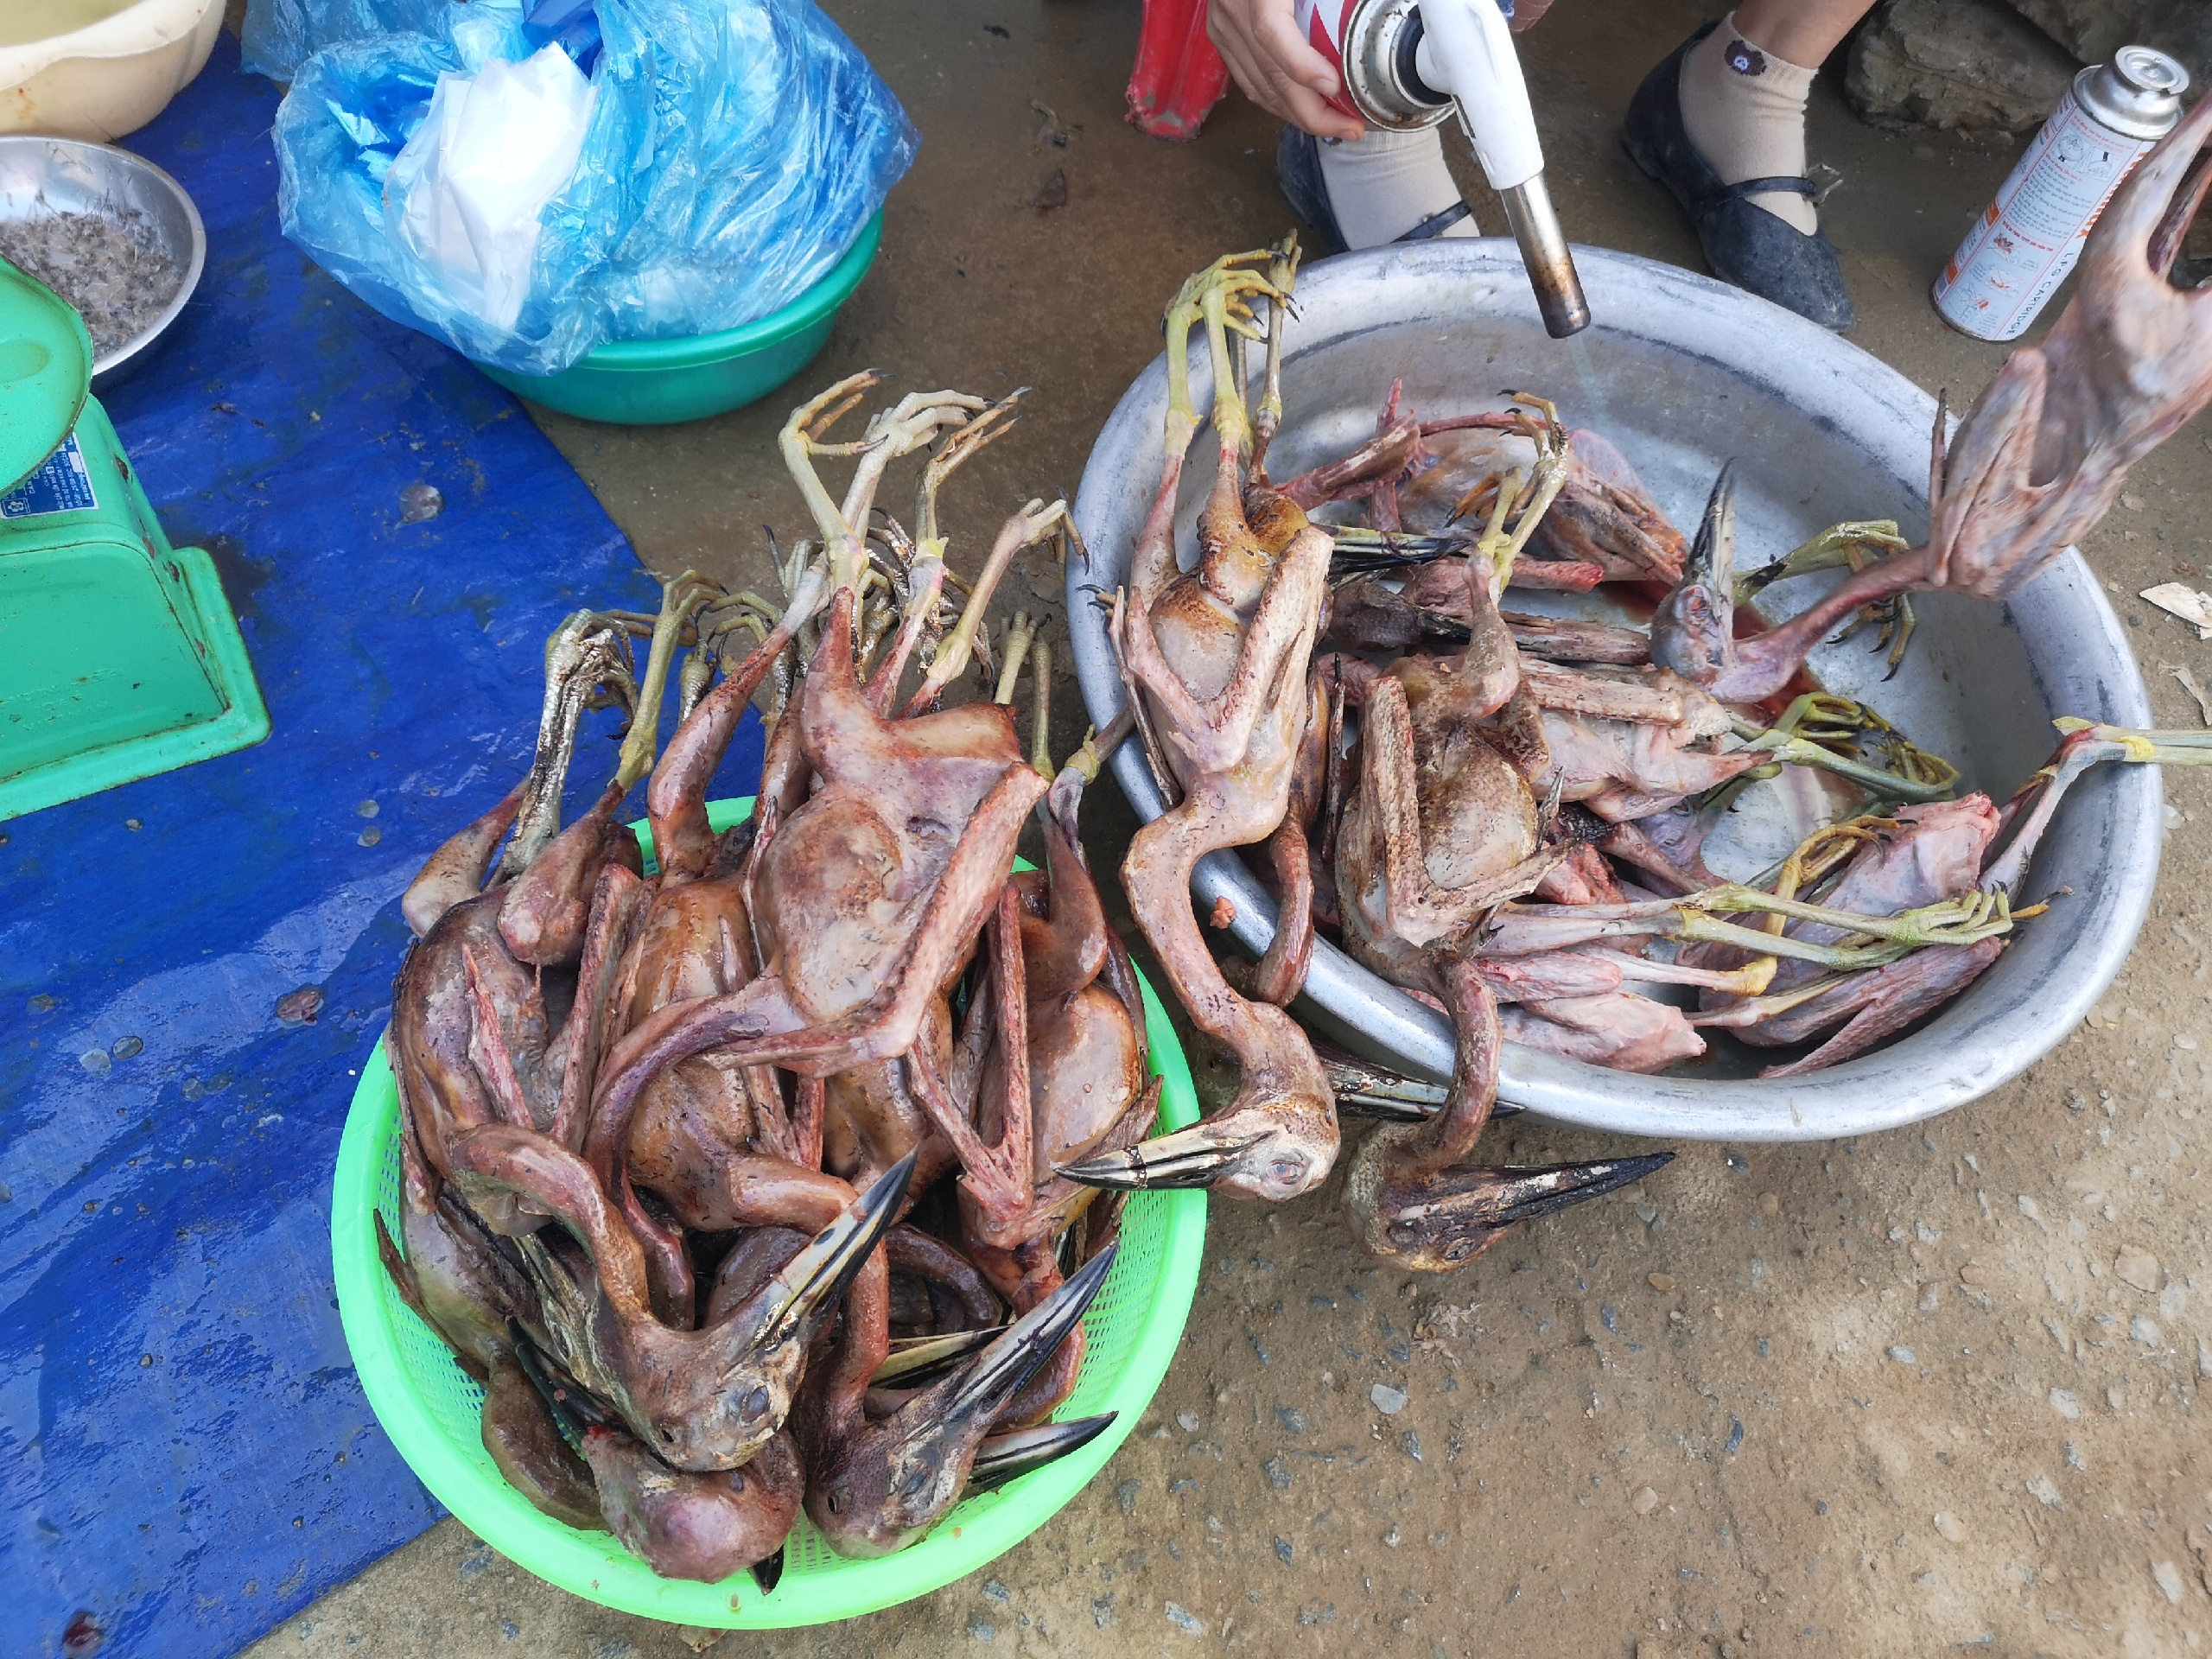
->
(0, 133, 203, 387)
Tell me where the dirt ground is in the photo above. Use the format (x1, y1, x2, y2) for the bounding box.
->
(248, 0, 2212, 1654)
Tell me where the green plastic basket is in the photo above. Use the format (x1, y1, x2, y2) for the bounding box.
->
(474, 215, 883, 426)
(331, 798, 1205, 1627)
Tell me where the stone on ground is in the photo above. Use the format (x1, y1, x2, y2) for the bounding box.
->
(1848, 0, 2077, 132)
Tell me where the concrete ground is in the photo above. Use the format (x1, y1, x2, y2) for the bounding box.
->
(249, 1, 2212, 1654)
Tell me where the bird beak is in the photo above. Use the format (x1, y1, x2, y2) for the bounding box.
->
(967, 1413, 1119, 1496)
(1459, 1153, 1675, 1229)
(1687, 461, 1737, 597)
(870, 1325, 1005, 1386)
(507, 1321, 614, 1439)
(937, 1245, 1118, 1427)
(1650, 464, 1738, 681)
(1058, 1124, 1260, 1190)
(750, 1546, 785, 1595)
(758, 1150, 915, 1347)
(1318, 1046, 1529, 1123)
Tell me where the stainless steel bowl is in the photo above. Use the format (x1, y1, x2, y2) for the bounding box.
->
(0, 133, 205, 388)
(1066, 241, 2159, 1144)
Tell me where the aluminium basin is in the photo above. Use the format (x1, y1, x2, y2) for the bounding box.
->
(1065, 240, 2158, 1144)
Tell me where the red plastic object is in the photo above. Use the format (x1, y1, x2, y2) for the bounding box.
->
(1127, 0, 1230, 141)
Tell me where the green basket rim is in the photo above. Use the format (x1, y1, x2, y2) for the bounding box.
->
(331, 797, 1205, 1627)
(559, 215, 883, 374)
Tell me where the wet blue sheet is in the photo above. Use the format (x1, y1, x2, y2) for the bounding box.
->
(0, 35, 761, 1659)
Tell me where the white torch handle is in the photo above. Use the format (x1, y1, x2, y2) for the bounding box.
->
(1412, 0, 1545, 193)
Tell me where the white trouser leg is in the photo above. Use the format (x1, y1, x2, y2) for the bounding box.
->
(1315, 124, 1479, 249)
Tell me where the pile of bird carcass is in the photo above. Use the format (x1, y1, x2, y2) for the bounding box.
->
(1071, 92, 2212, 1272)
(374, 96, 2212, 1586)
(384, 381, 1162, 1582)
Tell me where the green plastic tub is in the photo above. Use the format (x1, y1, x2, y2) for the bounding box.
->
(476, 216, 883, 425)
(331, 798, 1205, 1627)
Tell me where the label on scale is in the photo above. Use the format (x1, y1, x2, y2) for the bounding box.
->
(2, 433, 99, 520)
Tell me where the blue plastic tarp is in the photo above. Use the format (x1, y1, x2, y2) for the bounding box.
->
(0, 35, 760, 1659)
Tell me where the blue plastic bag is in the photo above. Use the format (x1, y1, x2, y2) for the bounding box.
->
(245, 0, 607, 81)
(262, 0, 917, 375)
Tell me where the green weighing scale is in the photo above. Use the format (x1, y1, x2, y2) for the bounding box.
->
(0, 257, 268, 820)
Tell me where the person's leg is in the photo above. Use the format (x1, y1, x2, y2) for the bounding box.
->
(1678, 0, 1876, 233)
(1623, 0, 1875, 327)
(1728, 0, 1878, 68)
(1313, 128, 1480, 249)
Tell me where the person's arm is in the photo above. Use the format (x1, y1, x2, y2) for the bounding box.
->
(1207, 0, 1365, 141)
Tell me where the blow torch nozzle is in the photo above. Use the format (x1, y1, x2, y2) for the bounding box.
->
(1497, 176, 1590, 339)
(1412, 0, 1592, 338)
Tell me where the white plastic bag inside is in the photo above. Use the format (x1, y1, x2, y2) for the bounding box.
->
(385, 42, 595, 334)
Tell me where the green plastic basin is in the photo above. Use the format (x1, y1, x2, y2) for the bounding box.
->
(332, 798, 1206, 1627)
(477, 215, 883, 425)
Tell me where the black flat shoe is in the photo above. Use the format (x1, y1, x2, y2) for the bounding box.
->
(1276, 125, 1474, 256)
(1621, 22, 1855, 332)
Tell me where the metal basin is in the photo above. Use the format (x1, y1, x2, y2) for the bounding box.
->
(1065, 240, 2158, 1144)
(0, 133, 205, 388)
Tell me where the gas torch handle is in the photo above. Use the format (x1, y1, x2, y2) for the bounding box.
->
(1412, 0, 1541, 191)
(1413, 0, 1590, 338)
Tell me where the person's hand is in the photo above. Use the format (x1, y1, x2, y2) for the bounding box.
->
(1207, 0, 1365, 142)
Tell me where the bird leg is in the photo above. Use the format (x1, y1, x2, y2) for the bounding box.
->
(1482, 885, 2017, 969)
(1249, 232, 1302, 481)
(498, 613, 636, 880)
(864, 391, 1027, 712)
(1980, 722, 2212, 895)
(906, 499, 1077, 715)
(615, 572, 723, 791)
(1733, 520, 1916, 671)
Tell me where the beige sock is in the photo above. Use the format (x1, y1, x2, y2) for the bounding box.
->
(1317, 125, 1480, 251)
(1678, 11, 1820, 235)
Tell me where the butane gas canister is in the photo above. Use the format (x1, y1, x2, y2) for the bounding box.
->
(1933, 47, 2190, 342)
(1294, 0, 1455, 130)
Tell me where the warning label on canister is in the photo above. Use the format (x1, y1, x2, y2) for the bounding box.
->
(1934, 96, 2156, 341)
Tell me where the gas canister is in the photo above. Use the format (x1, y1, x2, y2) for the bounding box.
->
(1934, 47, 2190, 342)
(1294, 0, 1456, 131)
